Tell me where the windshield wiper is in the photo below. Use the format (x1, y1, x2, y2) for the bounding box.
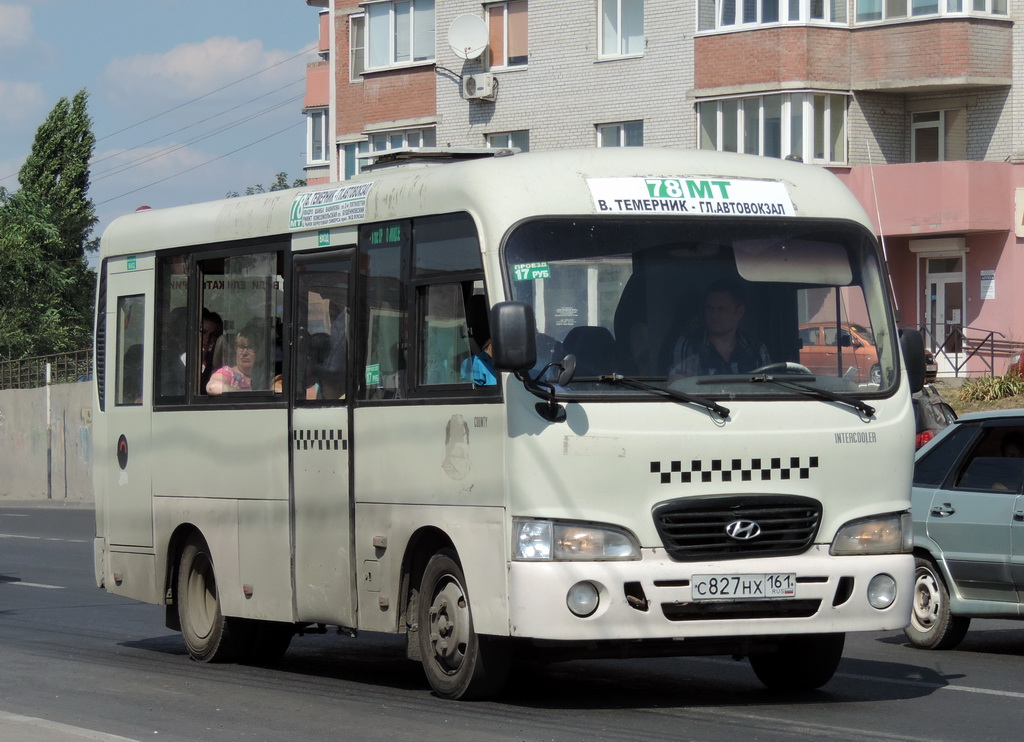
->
(598, 374, 730, 420)
(748, 374, 876, 417)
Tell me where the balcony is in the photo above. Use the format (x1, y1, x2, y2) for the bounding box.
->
(851, 17, 1012, 93)
(693, 17, 1011, 97)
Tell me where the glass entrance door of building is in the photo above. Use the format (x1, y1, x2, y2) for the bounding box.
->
(924, 257, 964, 370)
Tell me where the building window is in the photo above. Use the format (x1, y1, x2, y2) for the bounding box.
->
(368, 127, 436, 152)
(698, 92, 847, 165)
(855, 0, 1006, 22)
(307, 109, 329, 164)
(597, 121, 643, 147)
(600, 0, 643, 57)
(342, 127, 437, 180)
(488, 1, 528, 68)
(365, 0, 435, 70)
(487, 130, 530, 151)
(911, 109, 966, 162)
(350, 14, 366, 79)
(698, 0, 846, 29)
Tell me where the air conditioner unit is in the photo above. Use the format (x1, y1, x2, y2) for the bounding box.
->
(463, 74, 497, 101)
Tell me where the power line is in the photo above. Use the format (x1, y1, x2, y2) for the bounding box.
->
(96, 44, 317, 142)
(0, 43, 317, 186)
(89, 78, 305, 171)
(97, 120, 304, 207)
(91, 93, 305, 183)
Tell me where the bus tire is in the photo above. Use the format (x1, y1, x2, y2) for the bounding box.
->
(177, 534, 246, 663)
(905, 555, 970, 650)
(749, 633, 844, 691)
(240, 620, 293, 665)
(417, 549, 510, 700)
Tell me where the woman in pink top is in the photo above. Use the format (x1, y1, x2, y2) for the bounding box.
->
(207, 330, 258, 394)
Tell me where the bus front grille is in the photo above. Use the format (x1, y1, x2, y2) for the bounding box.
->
(652, 494, 821, 562)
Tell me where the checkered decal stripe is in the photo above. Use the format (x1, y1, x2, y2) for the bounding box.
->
(293, 429, 347, 451)
(651, 456, 819, 484)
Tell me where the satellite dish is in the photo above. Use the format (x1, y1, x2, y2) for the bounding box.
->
(448, 14, 488, 60)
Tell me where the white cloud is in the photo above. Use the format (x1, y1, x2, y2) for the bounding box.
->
(102, 36, 307, 109)
(0, 80, 45, 127)
(0, 4, 33, 47)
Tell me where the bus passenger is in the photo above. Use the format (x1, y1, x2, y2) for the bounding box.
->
(669, 279, 769, 377)
(199, 308, 223, 391)
(207, 329, 259, 394)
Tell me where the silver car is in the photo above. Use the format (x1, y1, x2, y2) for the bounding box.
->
(907, 410, 1024, 649)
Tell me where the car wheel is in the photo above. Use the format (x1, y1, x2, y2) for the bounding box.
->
(905, 556, 970, 650)
(749, 633, 844, 690)
(869, 364, 882, 385)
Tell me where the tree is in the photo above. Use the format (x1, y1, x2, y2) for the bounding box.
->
(0, 90, 97, 360)
(226, 172, 307, 198)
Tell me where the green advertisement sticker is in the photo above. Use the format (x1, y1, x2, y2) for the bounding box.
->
(365, 364, 380, 386)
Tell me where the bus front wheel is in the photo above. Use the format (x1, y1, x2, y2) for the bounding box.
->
(749, 633, 845, 690)
(417, 549, 511, 700)
(177, 534, 246, 663)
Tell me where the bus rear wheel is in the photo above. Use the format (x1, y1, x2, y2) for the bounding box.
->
(177, 534, 246, 663)
(749, 633, 845, 690)
(417, 549, 510, 700)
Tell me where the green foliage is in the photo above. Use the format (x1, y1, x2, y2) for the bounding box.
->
(955, 370, 1024, 403)
(0, 90, 97, 360)
(226, 172, 307, 199)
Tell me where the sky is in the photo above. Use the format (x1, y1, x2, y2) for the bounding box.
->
(0, 0, 319, 244)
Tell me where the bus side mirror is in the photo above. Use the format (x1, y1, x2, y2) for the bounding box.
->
(899, 328, 926, 394)
(490, 301, 537, 372)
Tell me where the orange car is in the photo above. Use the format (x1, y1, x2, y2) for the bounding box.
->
(798, 322, 880, 385)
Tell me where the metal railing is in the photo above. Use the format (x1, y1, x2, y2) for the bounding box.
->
(0, 350, 93, 390)
(921, 325, 1023, 378)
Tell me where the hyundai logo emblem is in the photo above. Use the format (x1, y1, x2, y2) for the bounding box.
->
(725, 519, 762, 541)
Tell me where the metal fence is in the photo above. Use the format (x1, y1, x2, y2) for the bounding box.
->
(0, 349, 93, 390)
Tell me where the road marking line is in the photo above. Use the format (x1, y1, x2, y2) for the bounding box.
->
(840, 671, 1024, 699)
(8, 581, 65, 589)
(0, 533, 88, 543)
(0, 710, 139, 741)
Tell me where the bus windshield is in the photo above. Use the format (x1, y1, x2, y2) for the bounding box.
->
(504, 217, 896, 397)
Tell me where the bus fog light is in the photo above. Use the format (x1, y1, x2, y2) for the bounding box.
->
(566, 581, 600, 617)
(867, 573, 897, 609)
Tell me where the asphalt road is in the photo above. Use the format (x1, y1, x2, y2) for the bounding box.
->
(2, 501, 1023, 741)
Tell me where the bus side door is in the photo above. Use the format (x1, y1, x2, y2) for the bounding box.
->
(290, 251, 356, 626)
(99, 254, 157, 599)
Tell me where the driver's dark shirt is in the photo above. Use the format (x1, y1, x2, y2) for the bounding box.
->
(670, 331, 770, 376)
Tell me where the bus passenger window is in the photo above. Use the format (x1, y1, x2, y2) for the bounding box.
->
(115, 295, 145, 406)
(198, 249, 285, 398)
(419, 283, 482, 386)
(155, 254, 188, 403)
(295, 258, 350, 402)
(360, 221, 408, 401)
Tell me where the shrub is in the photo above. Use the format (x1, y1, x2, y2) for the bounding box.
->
(956, 369, 1024, 403)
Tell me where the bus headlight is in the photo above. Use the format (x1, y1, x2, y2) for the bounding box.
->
(830, 513, 912, 555)
(513, 519, 640, 561)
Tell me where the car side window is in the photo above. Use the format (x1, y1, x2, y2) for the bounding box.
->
(914, 424, 976, 487)
(952, 426, 1024, 493)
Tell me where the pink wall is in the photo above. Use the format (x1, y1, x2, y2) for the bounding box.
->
(835, 161, 1024, 374)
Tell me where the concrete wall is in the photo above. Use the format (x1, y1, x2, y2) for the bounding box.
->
(0, 382, 93, 501)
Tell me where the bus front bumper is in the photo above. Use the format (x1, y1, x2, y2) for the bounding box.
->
(506, 546, 913, 641)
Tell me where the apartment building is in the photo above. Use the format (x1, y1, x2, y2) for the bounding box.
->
(303, 0, 1024, 375)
